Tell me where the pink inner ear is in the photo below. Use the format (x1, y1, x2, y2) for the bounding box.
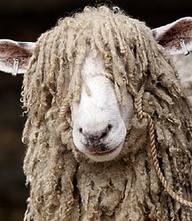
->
(153, 17, 192, 55)
(0, 41, 34, 59)
(158, 21, 192, 50)
(0, 40, 35, 74)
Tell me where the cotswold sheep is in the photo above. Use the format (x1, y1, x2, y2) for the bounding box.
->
(0, 6, 192, 221)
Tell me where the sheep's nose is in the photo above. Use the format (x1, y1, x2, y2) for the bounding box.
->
(79, 124, 112, 152)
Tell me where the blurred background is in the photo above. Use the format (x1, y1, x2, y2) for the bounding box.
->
(0, 0, 191, 220)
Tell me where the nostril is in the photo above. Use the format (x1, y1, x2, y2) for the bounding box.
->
(79, 128, 83, 133)
(108, 124, 112, 131)
(100, 124, 112, 139)
(100, 131, 108, 139)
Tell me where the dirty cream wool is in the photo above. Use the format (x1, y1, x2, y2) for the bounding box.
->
(22, 6, 192, 221)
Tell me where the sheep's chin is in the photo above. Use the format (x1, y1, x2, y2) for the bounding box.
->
(83, 144, 123, 162)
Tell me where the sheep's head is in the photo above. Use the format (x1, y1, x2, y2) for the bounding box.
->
(0, 7, 192, 164)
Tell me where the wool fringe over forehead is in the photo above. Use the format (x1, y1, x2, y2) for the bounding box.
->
(22, 6, 192, 221)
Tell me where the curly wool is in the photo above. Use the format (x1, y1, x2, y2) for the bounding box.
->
(173, 53, 192, 102)
(22, 6, 192, 221)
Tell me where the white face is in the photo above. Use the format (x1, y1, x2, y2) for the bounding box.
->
(72, 53, 134, 162)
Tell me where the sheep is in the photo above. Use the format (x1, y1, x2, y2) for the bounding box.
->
(0, 6, 192, 221)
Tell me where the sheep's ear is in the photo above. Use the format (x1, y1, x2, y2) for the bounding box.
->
(0, 39, 35, 75)
(152, 17, 192, 55)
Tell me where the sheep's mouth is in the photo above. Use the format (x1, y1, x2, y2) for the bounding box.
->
(83, 144, 123, 162)
(88, 146, 118, 156)
(79, 141, 124, 161)
(84, 143, 121, 157)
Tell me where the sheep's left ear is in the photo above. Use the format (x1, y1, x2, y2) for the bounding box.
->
(0, 39, 36, 76)
(152, 17, 192, 55)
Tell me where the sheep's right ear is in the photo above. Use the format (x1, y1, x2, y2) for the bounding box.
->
(0, 39, 36, 76)
(152, 17, 192, 55)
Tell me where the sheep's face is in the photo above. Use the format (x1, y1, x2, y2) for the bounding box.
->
(72, 53, 133, 162)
